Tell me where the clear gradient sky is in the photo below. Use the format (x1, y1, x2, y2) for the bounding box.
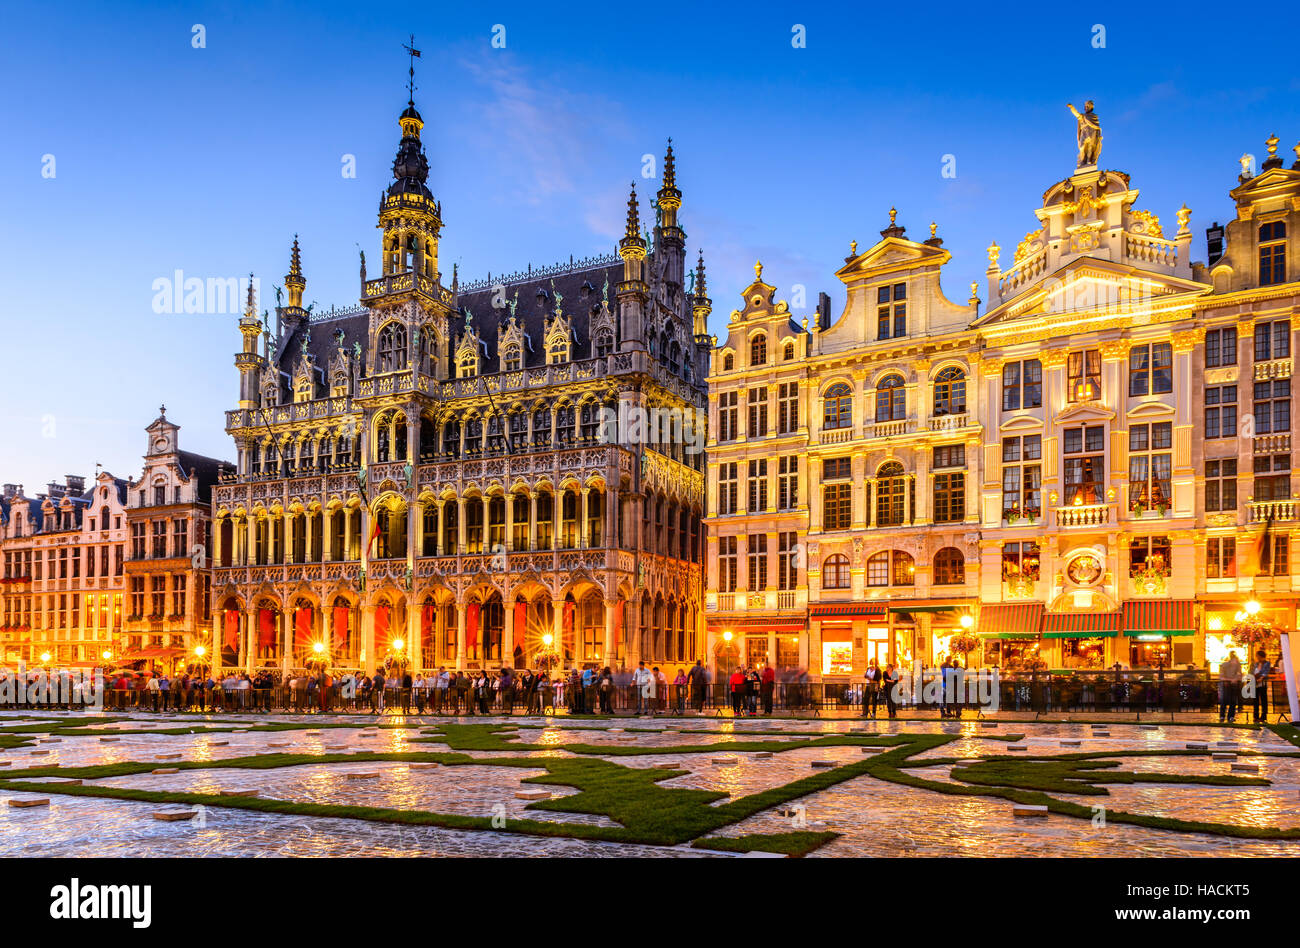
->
(2, 2, 1298, 491)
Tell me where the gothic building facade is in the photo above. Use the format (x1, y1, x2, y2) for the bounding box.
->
(210, 94, 707, 676)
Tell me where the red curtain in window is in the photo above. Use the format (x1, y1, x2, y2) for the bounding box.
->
(374, 604, 390, 655)
(223, 609, 240, 652)
(421, 602, 435, 641)
(332, 606, 349, 651)
(514, 601, 527, 642)
(257, 608, 276, 649)
(294, 608, 312, 650)
(563, 600, 575, 654)
(466, 601, 480, 650)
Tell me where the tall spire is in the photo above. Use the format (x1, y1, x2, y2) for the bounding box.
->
(285, 234, 305, 309)
(623, 182, 641, 241)
(663, 138, 677, 189)
(244, 272, 257, 317)
(691, 250, 711, 339)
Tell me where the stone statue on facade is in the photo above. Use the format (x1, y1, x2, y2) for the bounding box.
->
(1067, 101, 1102, 167)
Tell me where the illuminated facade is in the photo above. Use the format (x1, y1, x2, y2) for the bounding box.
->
(209, 92, 706, 676)
(0, 475, 127, 667)
(707, 115, 1300, 680)
(121, 409, 229, 671)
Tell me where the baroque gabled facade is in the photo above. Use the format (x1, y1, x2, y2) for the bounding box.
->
(707, 109, 1300, 682)
(210, 91, 707, 676)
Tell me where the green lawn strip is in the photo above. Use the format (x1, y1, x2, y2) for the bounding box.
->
(691, 831, 839, 857)
(949, 757, 1270, 795)
(867, 755, 1299, 841)
(1269, 724, 1300, 748)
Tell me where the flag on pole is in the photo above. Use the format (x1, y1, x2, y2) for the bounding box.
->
(1239, 514, 1274, 578)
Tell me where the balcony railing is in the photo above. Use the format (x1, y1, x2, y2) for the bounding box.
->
(1055, 502, 1112, 528)
(865, 418, 915, 439)
(1249, 500, 1296, 522)
(818, 428, 853, 444)
(928, 412, 969, 431)
(1253, 433, 1291, 454)
(1254, 359, 1292, 382)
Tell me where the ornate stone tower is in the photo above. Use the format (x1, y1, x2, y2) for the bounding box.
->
(234, 275, 263, 410)
(691, 250, 711, 342)
(656, 139, 686, 294)
(616, 183, 648, 350)
(378, 100, 441, 284)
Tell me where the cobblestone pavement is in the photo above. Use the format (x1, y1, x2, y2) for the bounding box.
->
(0, 710, 1295, 857)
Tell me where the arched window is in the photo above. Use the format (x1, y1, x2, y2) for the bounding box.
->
(723, 352, 734, 371)
(876, 375, 906, 422)
(933, 367, 966, 416)
(751, 334, 767, 366)
(783, 341, 795, 361)
(934, 547, 965, 584)
(822, 553, 850, 589)
(556, 404, 575, 443)
(1260, 221, 1287, 286)
(532, 406, 552, 447)
(502, 344, 522, 372)
(822, 381, 853, 430)
(458, 349, 478, 378)
(594, 330, 614, 358)
(377, 322, 408, 373)
(866, 551, 890, 587)
(892, 550, 915, 586)
(876, 460, 907, 526)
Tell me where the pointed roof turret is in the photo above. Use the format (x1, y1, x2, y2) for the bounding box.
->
(285, 234, 305, 308)
(619, 182, 647, 260)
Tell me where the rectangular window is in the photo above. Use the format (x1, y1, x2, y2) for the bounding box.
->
(717, 462, 738, 515)
(1001, 542, 1041, 581)
(1002, 359, 1043, 411)
(150, 575, 166, 617)
(1067, 350, 1102, 402)
(998, 434, 1040, 517)
(1207, 536, 1236, 579)
(777, 456, 798, 510)
(151, 521, 167, 558)
(1253, 378, 1291, 434)
(933, 471, 964, 524)
(1252, 453, 1291, 502)
(1255, 320, 1291, 362)
(777, 382, 799, 435)
(822, 484, 852, 531)
(876, 283, 906, 339)
(718, 536, 738, 593)
(746, 534, 768, 591)
(1129, 343, 1173, 396)
(1259, 221, 1287, 287)
(933, 444, 965, 469)
(777, 532, 798, 590)
(172, 518, 187, 558)
(1204, 459, 1238, 513)
(718, 391, 738, 442)
(746, 459, 768, 513)
(1129, 535, 1171, 576)
(747, 387, 769, 438)
(1204, 386, 1237, 439)
(1063, 424, 1105, 505)
(171, 574, 186, 616)
(1205, 327, 1237, 368)
(1128, 422, 1173, 509)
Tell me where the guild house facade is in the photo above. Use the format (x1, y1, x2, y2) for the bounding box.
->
(707, 104, 1300, 683)
(209, 81, 708, 676)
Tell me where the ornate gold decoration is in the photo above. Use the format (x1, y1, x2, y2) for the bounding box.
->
(1129, 209, 1163, 238)
(1014, 228, 1045, 262)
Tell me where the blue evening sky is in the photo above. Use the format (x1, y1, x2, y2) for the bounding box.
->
(2, 2, 1298, 489)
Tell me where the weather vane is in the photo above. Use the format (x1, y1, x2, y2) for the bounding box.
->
(402, 34, 421, 104)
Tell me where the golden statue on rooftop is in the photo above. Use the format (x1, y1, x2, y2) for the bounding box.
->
(1067, 100, 1102, 167)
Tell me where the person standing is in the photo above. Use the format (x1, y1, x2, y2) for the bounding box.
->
(1218, 650, 1242, 723)
(863, 659, 882, 718)
(760, 663, 775, 715)
(729, 667, 745, 716)
(1250, 650, 1272, 724)
(883, 662, 900, 718)
(632, 661, 651, 715)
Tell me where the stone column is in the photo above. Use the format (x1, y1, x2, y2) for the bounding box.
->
(505, 490, 515, 552)
(457, 496, 467, 555)
(528, 491, 538, 551)
(554, 489, 563, 550)
(579, 487, 590, 549)
(281, 607, 291, 675)
(867, 477, 879, 528)
(435, 500, 445, 557)
(603, 598, 616, 667)
(455, 601, 467, 668)
(409, 593, 422, 674)
(344, 508, 355, 562)
(481, 495, 491, 555)
(502, 600, 515, 670)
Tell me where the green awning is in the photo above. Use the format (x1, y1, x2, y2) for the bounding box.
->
(889, 605, 963, 614)
(1041, 611, 1119, 639)
(976, 602, 1044, 640)
(1122, 600, 1196, 638)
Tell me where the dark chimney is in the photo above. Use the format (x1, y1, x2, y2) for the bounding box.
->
(1206, 222, 1225, 266)
(817, 292, 832, 330)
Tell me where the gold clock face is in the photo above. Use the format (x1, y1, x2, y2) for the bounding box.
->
(1066, 553, 1102, 587)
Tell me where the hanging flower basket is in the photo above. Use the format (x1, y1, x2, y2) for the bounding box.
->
(948, 631, 980, 656)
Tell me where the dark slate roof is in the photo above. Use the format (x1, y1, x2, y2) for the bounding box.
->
(176, 451, 232, 503)
(273, 258, 625, 388)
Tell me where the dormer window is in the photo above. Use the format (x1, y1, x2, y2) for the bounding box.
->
(502, 345, 522, 372)
(783, 341, 795, 361)
(458, 352, 478, 378)
(723, 352, 734, 371)
(877, 284, 906, 340)
(547, 340, 568, 365)
(1260, 221, 1287, 287)
(751, 334, 767, 366)
(594, 330, 613, 359)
